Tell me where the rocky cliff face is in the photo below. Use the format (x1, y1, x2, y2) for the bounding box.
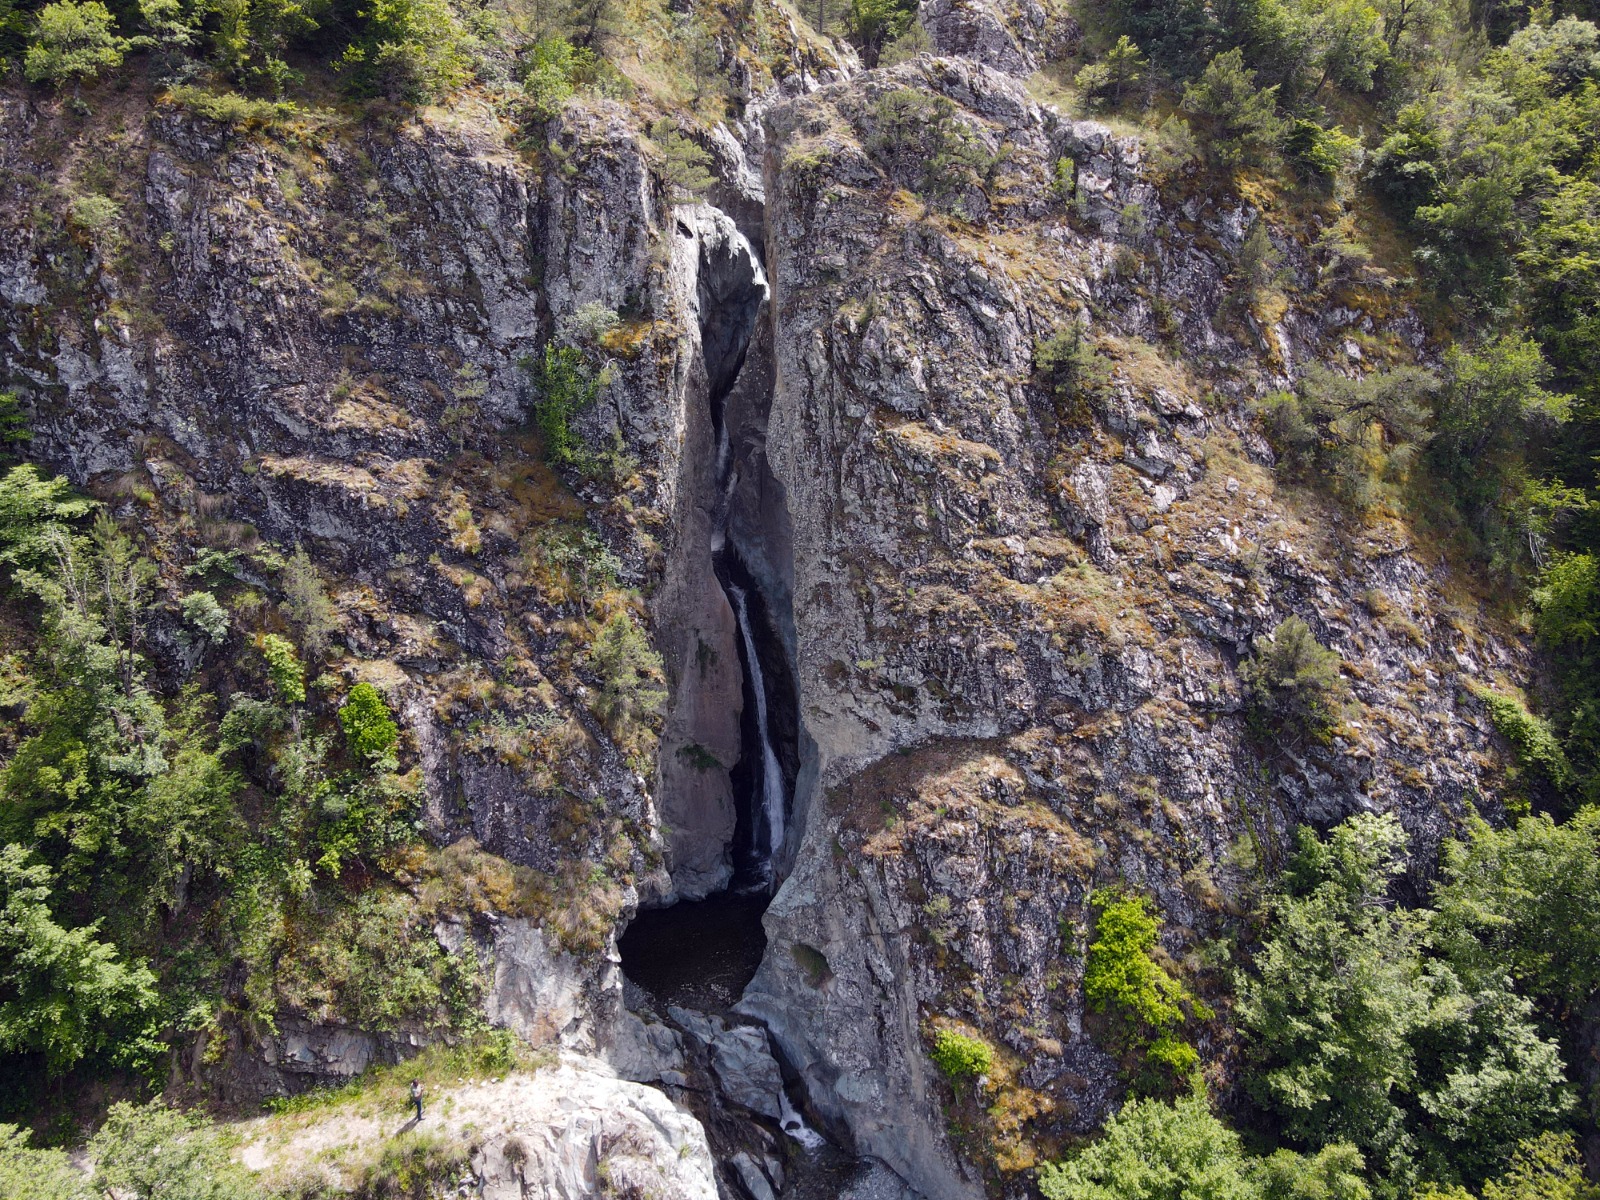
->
(733, 51, 1522, 1198)
(0, 11, 1526, 1196)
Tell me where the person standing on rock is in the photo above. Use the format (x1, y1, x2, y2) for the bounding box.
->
(410, 1079, 424, 1122)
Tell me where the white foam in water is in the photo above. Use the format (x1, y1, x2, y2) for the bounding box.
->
(729, 583, 786, 866)
(778, 1087, 828, 1150)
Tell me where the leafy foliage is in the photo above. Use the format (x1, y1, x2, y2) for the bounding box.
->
(585, 611, 665, 756)
(1237, 815, 1572, 1192)
(0, 1124, 90, 1200)
(89, 1100, 263, 1200)
(0, 845, 158, 1075)
(259, 632, 306, 704)
(1533, 554, 1600, 802)
(648, 119, 715, 201)
(929, 1028, 994, 1079)
(339, 682, 400, 764)
(1035, 324, 1114, 425)
(1240, 617, 1350, 747)
(1468, 685, 1573, 803)
(1040, 1091, 1371, 1200)
(1181, 49, 1286, 167)
(1084, 891, 1211, 1089)
(274, 888, 481, 1032)
(24, 0, 128, 86)
(336, 0, 468, 101)
(866, 88, 997, 215)
(1259, 365, 1436, 509)
(529, 343, 604, 469)
(1431, 809, 1600, 1013)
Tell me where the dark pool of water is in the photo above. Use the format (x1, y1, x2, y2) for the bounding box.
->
(618, 892, 769, 1013)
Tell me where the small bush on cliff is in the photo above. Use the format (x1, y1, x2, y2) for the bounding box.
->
(1034, 323, 1113, 426)
(528, 344, 605, 470)
(648, 119, 715, 201)
(1180, 48, 1285, 169)
(1467, 684, 1572, 805)
(1084, 891, 1211, 1092)
(1258, 365, 1437, 511)
(1240, 616, 1348, 748)
(259, 632, 306, 704)
(585, 611, 666, 756)
(340, 682, 400, 764)
(930, 1028, 993, 1080)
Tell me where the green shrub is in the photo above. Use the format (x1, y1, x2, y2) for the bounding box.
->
(1285, 120, 1363, 186)
(648, 119, 715, 201)
(259, 633, 306, 704)
(352, 1130, 467, 1200)
(24, 0, 128, 87)
(865, 88, 996, 215)
(1075, 36, 1146, 109)
(336, 0, 469, 102)
(0, 1124, 89, 1200)
(1180, 48, 1285, 168)
(282, 545, 337, 660)
(275, 887, 481, 1032)
(846, 0, 915, 67)
(1034, 324, 1113, 425)
(181, 591, 230, 642)
(1084, 891, 1210, 1090)
(0, 846, 159, 1076)
(0, 393, 31, 461)
(1239, 814, 1572, 1189)
(1469, 684, 1573, 800)
(929, 1028, 993, 1080)
(0, 464, 94, 574)
(89, 1100, 262, 1200)
(1532, 553, 1598, 804)
(1038, 1091, 1255, 1200)
(66, 194, 121, 245)
(1240, 616, 1349, 747)
(340, 682, 400, 764)
(165, 85, 295, 126)
(521, 35, 591, 119)
(586, 611, 666, 738)
(208, 0, 328, 94)
(1257, 365, 1436, 511)
(528, 344, 603, 469)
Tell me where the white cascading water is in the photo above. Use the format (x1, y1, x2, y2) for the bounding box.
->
(729, 583, 786, 867)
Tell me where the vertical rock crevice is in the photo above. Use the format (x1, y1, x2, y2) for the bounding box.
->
(651, 203, 808, 901)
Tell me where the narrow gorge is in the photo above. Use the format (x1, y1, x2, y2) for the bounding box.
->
(0, 0, 1595, 1194)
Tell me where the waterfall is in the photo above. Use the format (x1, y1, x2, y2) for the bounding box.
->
(728, 582, 786, 873)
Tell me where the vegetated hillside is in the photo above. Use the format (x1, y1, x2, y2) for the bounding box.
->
(0, 0, 1596, 1192)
